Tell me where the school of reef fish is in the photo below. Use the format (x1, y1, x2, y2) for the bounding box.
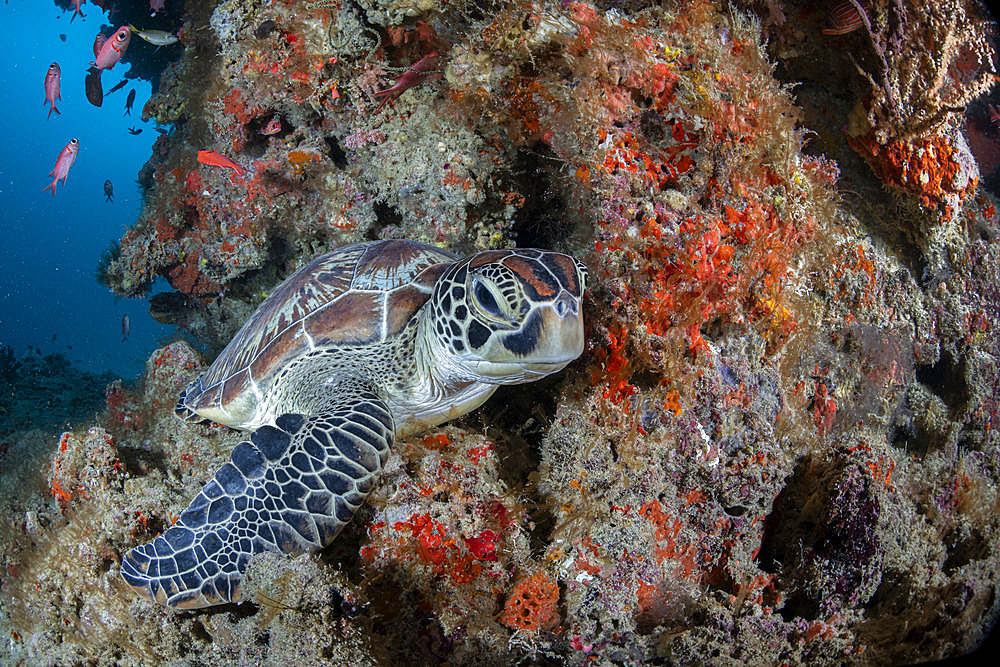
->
(4, 0, 1000, 664)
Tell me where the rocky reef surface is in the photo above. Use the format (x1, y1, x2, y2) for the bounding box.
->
(0, 345, 115, 437)
(3, 0, 1000, 664)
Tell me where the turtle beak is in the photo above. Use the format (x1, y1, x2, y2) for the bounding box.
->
(496, 291, 583, 367)
(529, 291, 584, 363)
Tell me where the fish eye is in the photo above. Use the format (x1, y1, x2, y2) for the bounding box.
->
(472, 277, 503, 318)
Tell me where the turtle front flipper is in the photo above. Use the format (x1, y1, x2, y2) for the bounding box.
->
(121, 384, 393, 609)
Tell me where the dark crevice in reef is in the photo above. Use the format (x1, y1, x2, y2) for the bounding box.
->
(325, 135, 348, 169)
(471, 375, 562, 554)
(509, 143, 573, 251)
(111, 443, 168, 483)
(372, 202, 404, 239)
(319, 515, 366, 581)
(942, 527, 986, 576)
(363, 567, 465, 664)
(244, 121, 274, 159)
(760, 454, 884, 623)
(915, 350, 969, 418)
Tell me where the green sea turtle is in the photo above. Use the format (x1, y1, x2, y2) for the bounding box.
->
(120, 239, 587, 609)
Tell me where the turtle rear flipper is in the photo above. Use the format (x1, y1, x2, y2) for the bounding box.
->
(121, 382, 393, 609)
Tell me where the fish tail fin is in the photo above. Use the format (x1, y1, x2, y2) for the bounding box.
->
(47, 105, 60, 120)
(43, 182, 55, 196)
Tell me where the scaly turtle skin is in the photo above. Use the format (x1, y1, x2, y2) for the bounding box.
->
(120, 240, 587, 609)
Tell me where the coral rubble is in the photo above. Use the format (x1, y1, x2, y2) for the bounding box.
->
(4, 0, 1000, 664)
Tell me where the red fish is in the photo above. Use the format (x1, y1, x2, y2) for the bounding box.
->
(71, 0, 85, 23)
(44, 63, 61, 119)
(197, 150, 244, 175)
(43, 139, 80, 197)
(259, 118, 282, 135)
(822, 1, 866, 35)
(988, 104, 1000, 126)
(374, 55, 439, 111)
(92, 27, 131, 71)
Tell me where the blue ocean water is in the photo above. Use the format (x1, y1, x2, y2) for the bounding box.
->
(0, 0, 174, 379)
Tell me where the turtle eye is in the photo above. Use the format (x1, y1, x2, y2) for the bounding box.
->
(473, 277, 503, 318)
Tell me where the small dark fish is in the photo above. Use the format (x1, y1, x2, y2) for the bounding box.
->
(67, 345, 72, 350)
(121, 314, 130, 342)
(85, 66, 103, 107)
(107, 79, 128, 95)
(254, 20, 277, 39)
(128, 126, 142, 135)
(104, 179, 114, 202)
(124, 88, 136, 116)
(59, 34, 67, 42)
(51, 333, 57, 342)
(154, 127, 169, 134)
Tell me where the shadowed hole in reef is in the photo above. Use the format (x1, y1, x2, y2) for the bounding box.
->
(509, 143, 572, 250)
(462, 374, 562, 554)
(364, 564, 466, 662)
(325, 135, 347, 168)
(915, 351, 968, 417)
(371, 202, 403, 240)
(942, 527, 986, 575)
(888, 406, 942, 457)
(189, 619, 213, 644)
(757, 457, 823, 623)
(318, 514, 365, 581)
(116, 444, 167, 481)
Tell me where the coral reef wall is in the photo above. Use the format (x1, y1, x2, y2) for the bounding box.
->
(4, 0, 1000, 664)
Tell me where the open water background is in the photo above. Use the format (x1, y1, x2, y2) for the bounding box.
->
(0, 0, 173, 378)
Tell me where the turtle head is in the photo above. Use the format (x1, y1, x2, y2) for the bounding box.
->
(428, 249, 588, 384)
